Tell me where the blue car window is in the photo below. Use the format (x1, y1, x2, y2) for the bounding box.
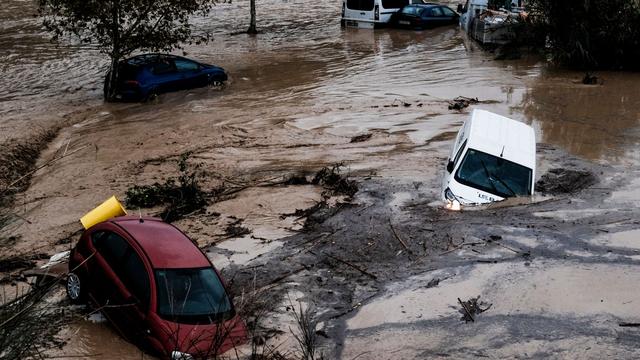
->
(441, 6, 456, 16)
(153, 59, 176, 75)
(401, 6, 416, 15)
(430, 7, 443, 16)
(175, 59, 200, 72)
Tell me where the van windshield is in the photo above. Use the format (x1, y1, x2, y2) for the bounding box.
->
(455, 148, 532, 198)
(155, 268, 234, 324)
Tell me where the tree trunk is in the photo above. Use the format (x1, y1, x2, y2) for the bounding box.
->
(105, 57, 119, 102)
(247, 0, 257, 34)
(105, 0, 120, 102)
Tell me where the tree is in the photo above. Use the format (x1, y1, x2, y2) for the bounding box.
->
(37, 0, 217, 101)
(248, 0, 257, 34)
(527, 0, 640, 70)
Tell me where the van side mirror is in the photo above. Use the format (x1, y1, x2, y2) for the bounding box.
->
(446, 160, 455, 173)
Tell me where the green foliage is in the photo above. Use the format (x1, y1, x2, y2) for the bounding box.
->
(37, 0, 217, 99)
(528, 0, 640, 70)
(37, 0, 215, 58)
(126, 154, 208, 222)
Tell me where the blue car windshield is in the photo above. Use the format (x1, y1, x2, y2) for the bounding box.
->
(455, 148, 532, 198)
(155, 268, 234, 324)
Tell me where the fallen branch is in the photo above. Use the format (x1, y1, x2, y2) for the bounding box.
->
(325, 253, 377, 280)
(458, 297, 475, 322)
(388, 219, 410, 252)
(1, 144, 92, 196)
(619, 322, 640, 327)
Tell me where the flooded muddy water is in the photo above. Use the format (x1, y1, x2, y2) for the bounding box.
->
(2, 0, 640, 358)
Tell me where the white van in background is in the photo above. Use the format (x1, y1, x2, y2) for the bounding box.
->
(458, 0, 488, 33)
(442, 109, 536, 209)
(341, 0, 410, 29)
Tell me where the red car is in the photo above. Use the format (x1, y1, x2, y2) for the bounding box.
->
(67, 216, 247, 359)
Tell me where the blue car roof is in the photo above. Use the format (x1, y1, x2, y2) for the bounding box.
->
(411, 4, 440, 8)
(123, 53, 198, 67)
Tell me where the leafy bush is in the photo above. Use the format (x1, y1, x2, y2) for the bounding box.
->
(528, 0, 640, 70)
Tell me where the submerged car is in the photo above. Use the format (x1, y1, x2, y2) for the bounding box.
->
(67, 216, 246, 359)
(341, 0, 411, 29)
(442, 109, 536, 209)
(104, 54, 228, 102)
(393, 3, 459, 29)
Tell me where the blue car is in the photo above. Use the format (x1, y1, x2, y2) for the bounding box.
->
(104, 54, 228, 102)
(392, 3, 459, 30)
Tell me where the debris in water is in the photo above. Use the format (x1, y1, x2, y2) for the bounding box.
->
(458, 296, 492, 322)
(425, 278, 442, 288)
(312, 163, 358, 198)
(225, 218, 251, 238)
(448, 96, 479, 111)
(284, 173, 311, 185)
(582, 72, 599, 85)
(619, 322, 640, 327)
(0, 253, 48, 273)
(382, 99, 411, 108)
(350, 133, 373, 143)
(535, 168, 596, 195)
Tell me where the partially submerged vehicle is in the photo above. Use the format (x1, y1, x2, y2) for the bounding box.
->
(105, 53, 228, 102)
(340, 0, 443, 29)
(392, 3, 459, 30)
(341, 0, 410, 29)
(458, 0, 526, 45)
(67, 216, 246, 359)
(442, 109, 536, 209)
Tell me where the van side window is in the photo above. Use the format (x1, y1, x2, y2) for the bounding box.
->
(346, 0, 374, 11)
(120, 251, 151, 311)
(453, 140, 468, 167)
(381, 0, 409, 9)
(94, 231, 130, 265)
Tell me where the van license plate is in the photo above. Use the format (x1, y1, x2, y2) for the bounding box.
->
(345, 20, 359, 27)
(399, 20, 410, 25)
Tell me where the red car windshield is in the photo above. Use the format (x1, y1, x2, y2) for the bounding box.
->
(155, 268, 233, 324)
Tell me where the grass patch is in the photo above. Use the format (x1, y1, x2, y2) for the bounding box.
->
(0, 129, 58, 207)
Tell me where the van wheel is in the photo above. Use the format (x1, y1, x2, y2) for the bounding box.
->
(67, 272, 86, 304)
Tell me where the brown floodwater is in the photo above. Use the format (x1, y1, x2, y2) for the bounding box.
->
(2, 0, 640, 358)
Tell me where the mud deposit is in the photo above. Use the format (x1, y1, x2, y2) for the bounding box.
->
(2, 0, 640, 358)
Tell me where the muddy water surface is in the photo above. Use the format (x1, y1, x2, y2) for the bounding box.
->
(2, 0, 640, 358)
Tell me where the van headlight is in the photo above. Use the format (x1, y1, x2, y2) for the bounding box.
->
(444, 188, 462, 211)
(172, 351, 194, 360)
(444, 188, 455, 201)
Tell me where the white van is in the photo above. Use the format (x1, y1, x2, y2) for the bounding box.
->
(458, 0, 488, 33)
(341, 0, 411, 29)
(441, 109, 536, 209)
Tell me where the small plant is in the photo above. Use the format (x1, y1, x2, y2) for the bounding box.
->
(289, 298, 323, 360)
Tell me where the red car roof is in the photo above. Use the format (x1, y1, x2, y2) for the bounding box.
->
(112, 217, 210, 269)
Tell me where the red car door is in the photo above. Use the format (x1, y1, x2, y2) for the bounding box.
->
(89, 230, 150, 343)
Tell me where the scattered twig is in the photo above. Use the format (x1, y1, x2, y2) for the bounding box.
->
(619, 322, 640, 327)
(388, 219, 410, 252)
(458, 297, 475, 322)
(325, 253, 377, 280)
